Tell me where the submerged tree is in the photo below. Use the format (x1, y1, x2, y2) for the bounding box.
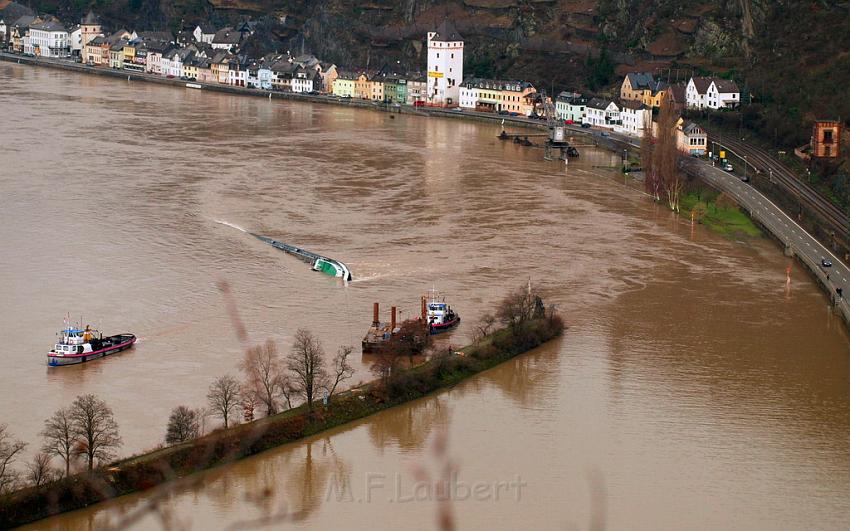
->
(287, 329, 328, 413)
(69, 394, 122, 471)
(0, 424, 26, 493)
(41, 407, 75, 477)
(207, 375, 242, 429)
(165, 406, 200, 445)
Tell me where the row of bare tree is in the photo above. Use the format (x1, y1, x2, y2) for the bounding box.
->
(166, 329, 356, 445)
(0, 394, 122, 492)
(642, 100, 684, 212)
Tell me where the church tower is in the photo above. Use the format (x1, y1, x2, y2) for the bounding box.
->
(426, 20, 463, 107)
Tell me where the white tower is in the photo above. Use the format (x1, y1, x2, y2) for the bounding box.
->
(426, 20, 463, 107)
(80, 10, 101, 47)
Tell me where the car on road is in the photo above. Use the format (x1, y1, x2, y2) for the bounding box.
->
(564, 119, 574, 125)
(497, 110, 509, 116)
(581, 123, 591, 128)
(723, 162, 734, 172)
(821, 258, 833, 267)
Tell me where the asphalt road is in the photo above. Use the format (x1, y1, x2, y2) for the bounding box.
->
(682, 157, 850, 318)
(706, 132, 850, 250)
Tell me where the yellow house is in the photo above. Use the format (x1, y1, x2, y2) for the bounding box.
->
(109, 39, 126, 69)
(355, 73, 370, 100)
(84, 35, 105, 65)
(122, 41, 136, 64)
(620, 73, 666, 108)
(645, 88, 665, 108)
(182, 60, 199, 80)
(195, 59, 214, 83)
(211, 53, 231, 84)
(332, 73, 356, 97)
(368, 78, 384, 101)
(459, 78, 537, 115)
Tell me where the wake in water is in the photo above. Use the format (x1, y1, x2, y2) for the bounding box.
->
(213, 219, 247, 233)
(348, 273, 386, 284)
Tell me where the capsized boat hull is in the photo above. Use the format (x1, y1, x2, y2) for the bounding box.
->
(312, 258, 351, 280)
(251, 233, 352, 281)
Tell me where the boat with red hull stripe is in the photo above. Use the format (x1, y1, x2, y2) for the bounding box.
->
(47, 324, 136, 367)
(425, 288, 460, 335)
(429, 315, 461, 333)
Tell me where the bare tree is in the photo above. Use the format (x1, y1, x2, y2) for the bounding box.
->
(370, 348, 403, 383)
(196, 407, 214, 437)
(287, 329, 328, 413)
(207, 375, 242, 429)
(641, 122, 660, 200)
(643, 99, 682, 210)
(241, 387, 257, 423)
(41, 406, 75, 477)
(324, 346, 355, 403)
(69, 394, 122, 471)
(384, 320, 431, 358)
(656, 99, 683, 212)
(496, 284, 537, 327)
(165, 406, 200, 445)
(280, 376, 295, 410)
(240, 340, 288, 416)
(0, 424, 26, 493)
(26, 452, 55, 487)
(472, 313, 496, 344)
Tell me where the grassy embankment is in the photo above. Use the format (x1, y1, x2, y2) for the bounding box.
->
(0, 314, 564, 529)
(680, 188, 761, 238)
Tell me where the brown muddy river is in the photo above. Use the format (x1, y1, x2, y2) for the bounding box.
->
(2, 63, 850, 530)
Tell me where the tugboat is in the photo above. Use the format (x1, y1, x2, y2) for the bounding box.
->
(47, 323, 136, 367)
(424, 288, 460, 334)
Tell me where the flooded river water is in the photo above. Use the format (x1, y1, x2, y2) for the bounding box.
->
(2, 63, 850, 530)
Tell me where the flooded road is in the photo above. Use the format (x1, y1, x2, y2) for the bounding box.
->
(2, 63, 850, 530)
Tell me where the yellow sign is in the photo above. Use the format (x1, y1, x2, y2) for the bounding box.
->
(719, 150, 726, 159)
(428, 71, 443, 78)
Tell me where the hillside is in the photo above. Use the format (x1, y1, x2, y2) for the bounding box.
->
(11, 0, 850, 148)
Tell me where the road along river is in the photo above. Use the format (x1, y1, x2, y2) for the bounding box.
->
(2, 63, 850, 530)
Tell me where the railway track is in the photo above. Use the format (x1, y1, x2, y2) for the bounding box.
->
(707, 134, 850, 245)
